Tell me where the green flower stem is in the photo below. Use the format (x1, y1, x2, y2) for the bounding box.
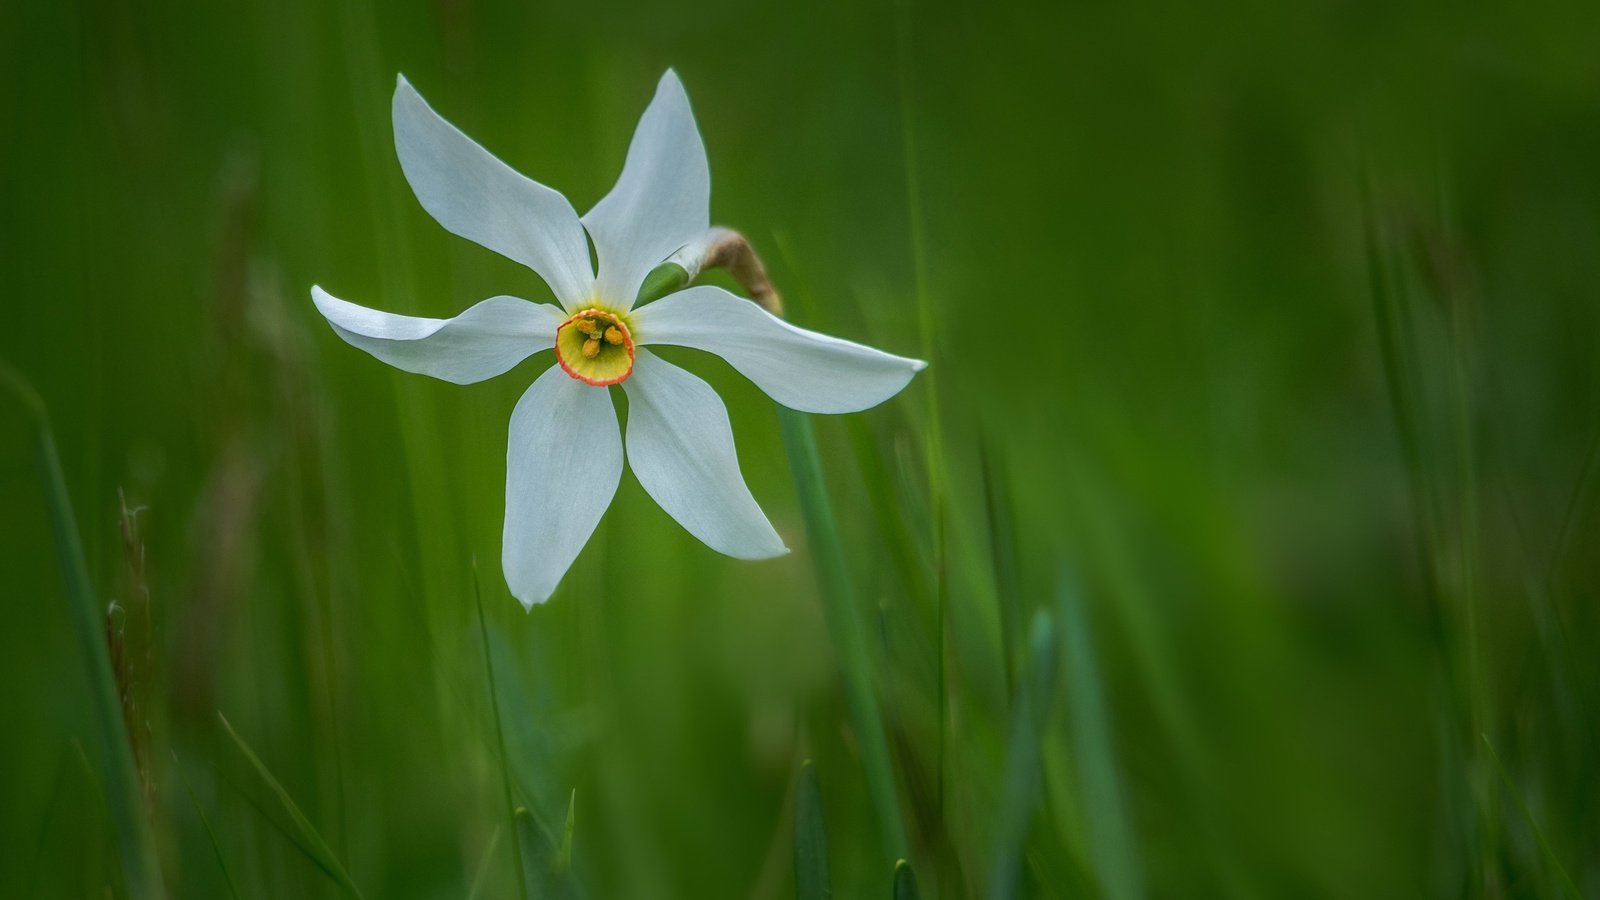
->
(3, 365, 167, 900)
(777, 406, 908, 860)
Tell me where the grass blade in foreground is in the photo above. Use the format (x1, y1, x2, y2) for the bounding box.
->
(892, 859, 920, 900)
(475, 561, 529, 900)
(1482, 736, 1582, 898)
(3, 365, 167, 900)
(794, 760, 831, 900)
(173, 752, 244, 900)
(515, 805, 584, 900)
(980, 439, 1023, 692)
(557, 789, 577, 876)
(987, 609, 1059, 899)
(778, 406, 909, 859)
(514, 807, 544, 900)
(1060, 575, 1146, 900)
(466, 825, 503, 900)
(217, 711, 364, 898)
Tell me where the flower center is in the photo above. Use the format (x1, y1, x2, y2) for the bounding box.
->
(555, 308, 635, 386)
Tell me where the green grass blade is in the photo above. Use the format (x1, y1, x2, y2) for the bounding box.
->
(1060, 575, 1146, 900)
(475, 560, 529, 900)
(778, 407, 909, 859)
(556, 788, 577, 874)
(1482, 736, 1582, 899)
(4, 364, 167, 900)
(1361, 193, 1440, 609)
(1548, 422, 1600, 584)
(845, 417, 929, 604)
(173, 752, 243, 900)
(466, 825, 503, 900)
(894, 0, 952, 828)
(980, 437, 1023, 693)
(892, 859, 920, 900)
(794, 760, 831, 900)
(30, 741, 113, 897)
(515, 805, 584, 900)
(514, 808, 544, 900)
(987, 609, 1059, 900)
(218, 711, 364, 898)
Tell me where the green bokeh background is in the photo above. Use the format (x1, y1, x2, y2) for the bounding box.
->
(4, 1, 1599, 897)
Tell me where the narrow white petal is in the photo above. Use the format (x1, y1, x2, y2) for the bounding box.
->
(632, 286, 927, 414)
(394, 75, 594, 307)
(583, 71, 710, 310)
(621, 350, 786, 560)
(312, 285, 566, 385)
(503, 366, 623, 607)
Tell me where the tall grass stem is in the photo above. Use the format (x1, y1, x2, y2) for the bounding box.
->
(474, 563, 529, 900)
(793, 760, 831, 900)
(777, 407, 909, 860)
(893, 0, 951, 826)
(5, 367, 167, 900)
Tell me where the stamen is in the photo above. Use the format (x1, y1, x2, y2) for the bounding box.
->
(554, 308, 636, 386)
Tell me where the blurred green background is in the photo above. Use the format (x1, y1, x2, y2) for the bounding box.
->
(4, 0, 1599, 897)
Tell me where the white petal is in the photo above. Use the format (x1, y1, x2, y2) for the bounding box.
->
(621, 350, 786, 560)
(632, 286, 927, 414)
(394, 75, 594, 307)
(503, 366, 623, 607)
(583, 71, 710, 310)
(312, 285, 566, 384)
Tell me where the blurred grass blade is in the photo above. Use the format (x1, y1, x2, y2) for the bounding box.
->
(1481, 736, 1582, 898)
(794, 760, 831, 900)
(4, 364, 167, 900)
(980, 436, 1023, 693)
(173, 752, 243, 900)
(1548, 422, 1600, 583)
(218, 711, 364, 898)
(892, 859, 920, 900)
(516, 804, 584, 900)
(987, 609, 1059, 899)
(895, 0, 952, 826)
(1060, 574, 1145, 900)
(466, 825, 503, 900)
(1361, 192, 1438, 606)
(475, 561, 529, 899)
(514, 807, 543, 900)
(29, 741, 117, 896)
(778, 406, 909, 859)
(556, 788, 577, 874)
(845, 417, 929, 603)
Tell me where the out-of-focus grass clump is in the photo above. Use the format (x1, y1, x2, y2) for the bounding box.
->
(3, 1, 1599, 897)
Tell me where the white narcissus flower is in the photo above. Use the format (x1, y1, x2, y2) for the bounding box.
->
(312, 71, 925, 607)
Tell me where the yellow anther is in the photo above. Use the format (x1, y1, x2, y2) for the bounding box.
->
(555, 308, 635, 386)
